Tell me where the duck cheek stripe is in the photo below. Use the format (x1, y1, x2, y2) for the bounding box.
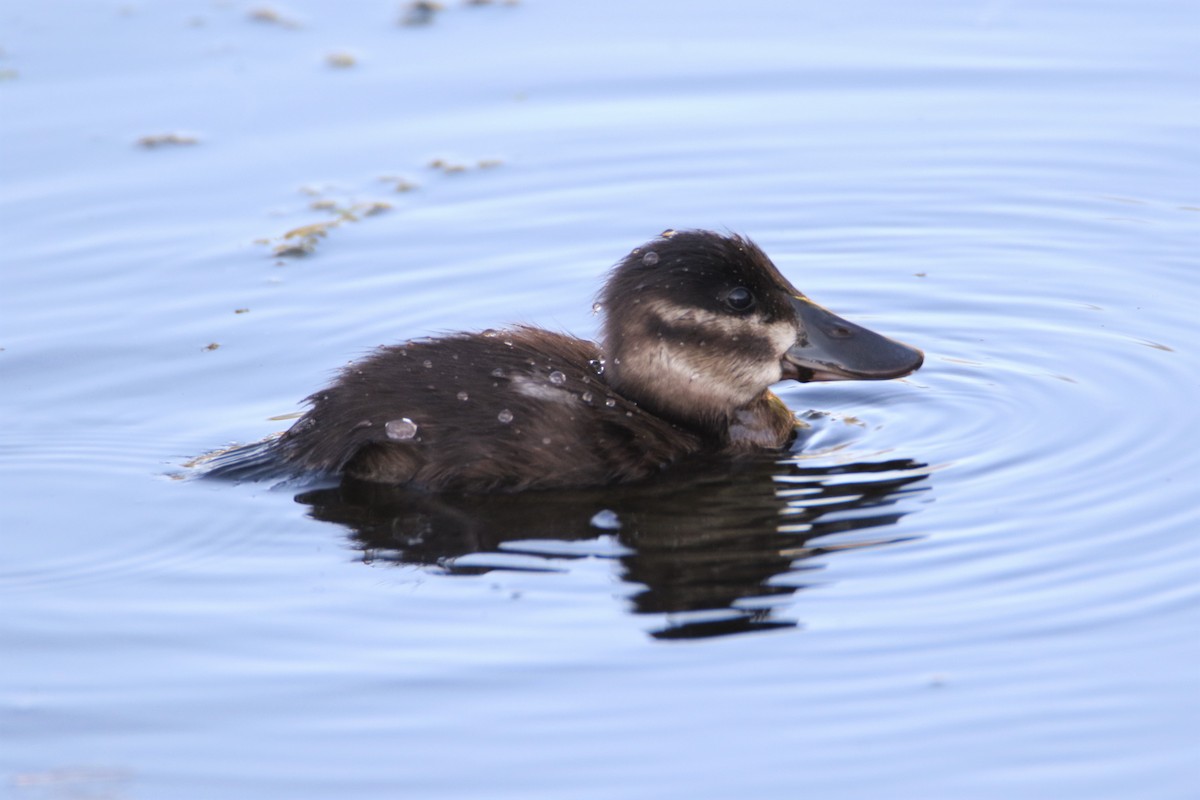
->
(648, 319, 780, 363)
(637, 298, 770, 339)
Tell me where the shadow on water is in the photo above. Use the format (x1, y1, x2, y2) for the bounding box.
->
(296, 453, 931, 640)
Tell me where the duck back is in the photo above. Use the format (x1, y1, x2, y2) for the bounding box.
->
(247, 327, 703, 491)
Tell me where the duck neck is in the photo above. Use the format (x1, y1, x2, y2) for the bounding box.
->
(603, 351, 795, 449)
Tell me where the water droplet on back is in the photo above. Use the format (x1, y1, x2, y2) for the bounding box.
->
(660, 228, 676, 238)
(491, 367, 505, 378)
(641, 251, 659, 266)
(497, 409, 514, 424)
(590, 509, 622, 530)
(548, 370, 566, 385)
(605, 398, 617, 408)
(587, 358, 605, 376)
(422, 359, 433, 369)
(385, 418, 419, 441)
(591, 302, 603, 315)
(456, 390, 469, 401)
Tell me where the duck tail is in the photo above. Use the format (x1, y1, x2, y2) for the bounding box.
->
(197, 437, 291, 482)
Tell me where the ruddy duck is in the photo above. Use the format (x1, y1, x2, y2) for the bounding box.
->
(208, 230, 922, 490)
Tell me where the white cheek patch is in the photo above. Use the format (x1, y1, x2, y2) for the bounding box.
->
(763, 319, 798, 358)
(640, 299, 797, 357)
(626, 342, 781, 410)
(621, 321, 793, 411)
(641, 299, 765, 338)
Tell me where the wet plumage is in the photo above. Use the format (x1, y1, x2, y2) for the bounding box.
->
(205, 230, 922, 491)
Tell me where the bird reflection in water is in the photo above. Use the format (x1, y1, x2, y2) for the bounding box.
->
(296, 452, 930, 640)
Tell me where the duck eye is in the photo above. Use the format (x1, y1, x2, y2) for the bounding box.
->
(723, 287, 755, 312)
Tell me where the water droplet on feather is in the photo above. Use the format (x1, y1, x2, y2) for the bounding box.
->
(590, 509, 622, 530)
(385, 418, 419, 440)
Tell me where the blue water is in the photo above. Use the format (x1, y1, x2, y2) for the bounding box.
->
(3, 1, 1199, 798)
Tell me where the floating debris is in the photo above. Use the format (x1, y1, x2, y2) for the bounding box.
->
(0, 68, 18, 82)
(429, 157, 502, 174)
(400, 1, 444, 26)
(326, 51, 357, 69)
(379, 175, 419, 192)
(428, 158, 468, 174)
(266, 200, 392, 257)
(203, 342, 221, 351)
(234, 308, 250, 314)
(248, 6, 302, 28)
(357, 201, 392, 217)
(136, 132, 199, 148)
(273, 220, 335, 257)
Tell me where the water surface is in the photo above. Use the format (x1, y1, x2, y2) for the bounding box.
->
(3, 1, 1198, 798)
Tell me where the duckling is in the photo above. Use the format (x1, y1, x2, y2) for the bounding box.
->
(208, 230, 922, 491)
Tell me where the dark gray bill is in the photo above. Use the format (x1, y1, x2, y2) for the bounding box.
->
(781, 295, 924, 382)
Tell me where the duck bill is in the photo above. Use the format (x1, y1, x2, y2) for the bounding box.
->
(781, 296, 924, 382)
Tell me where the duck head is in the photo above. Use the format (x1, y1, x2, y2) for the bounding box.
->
(601, 230, 923, 429)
